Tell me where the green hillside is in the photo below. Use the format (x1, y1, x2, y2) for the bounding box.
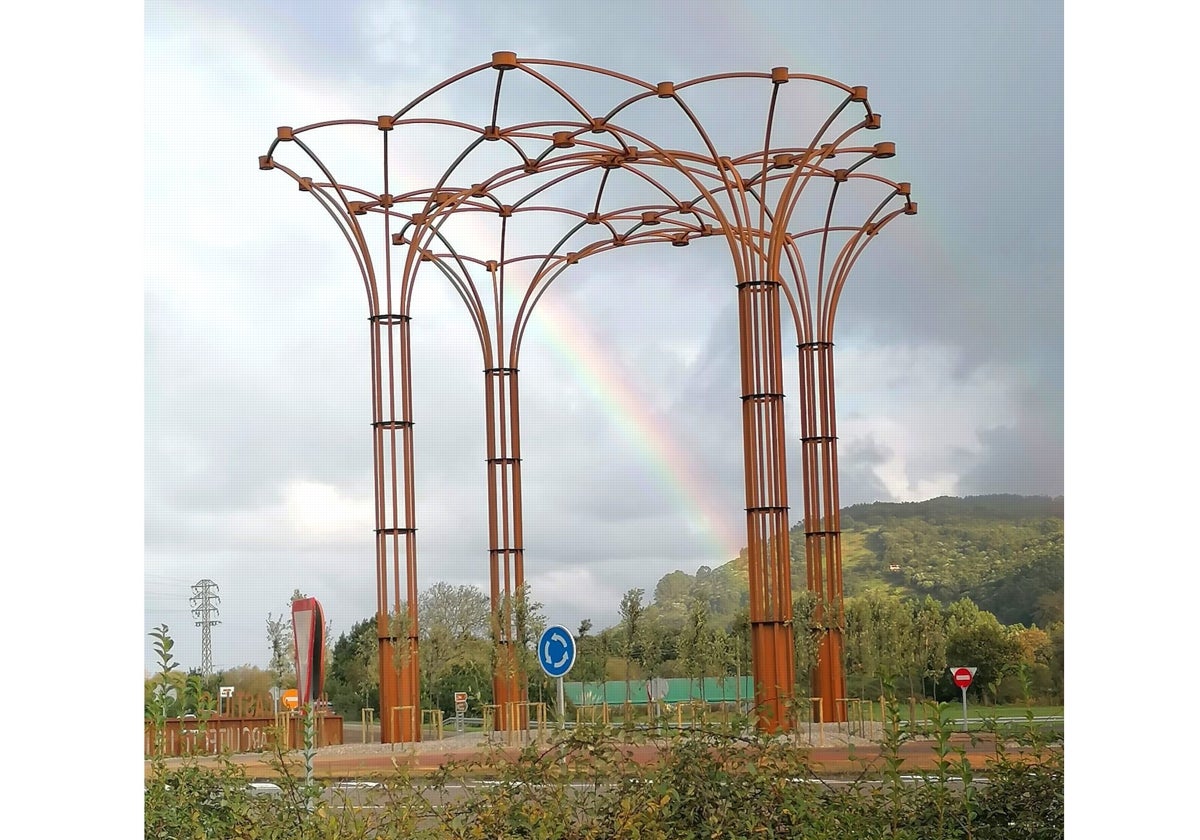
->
(842, 495, 1063, 626)
(646, 495, 1063, 629)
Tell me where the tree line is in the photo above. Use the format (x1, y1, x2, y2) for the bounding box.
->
(145, 496, 1063, 717)
(147, 581, 1060, 720)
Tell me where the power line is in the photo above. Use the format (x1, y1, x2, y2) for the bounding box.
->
(189, 579, 221, 676)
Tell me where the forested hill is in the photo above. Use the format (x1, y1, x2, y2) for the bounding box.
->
(645, 495, 1064, 631)
(841, 494, 1063, 527)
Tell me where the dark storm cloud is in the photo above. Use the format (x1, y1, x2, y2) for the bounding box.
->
(956, 425, 1063, 499)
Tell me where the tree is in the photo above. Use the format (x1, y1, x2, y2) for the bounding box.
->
(326, 616, 379, 717)
(574, 620, 607, 706)
(618, 588, 646, 703)
(791, 591, 821, 699)
(492, 583, 547, 703)
(420, 582, 491, 640)
(653, 571, 693, 614)
(844, 597, 877, 690)
(147, 624, 182, 728)
(679, 596, 710, 700)
(639, 616, 668, 680)
(214, 665, 274, 702)
(868, 590, 916, 698)
(944, 598, 1023, 703)
(729, 609, 751, 709)
(266, 612, 293, 688)
(912, 596, 947, 700)
(418, 583, 492, 707)
(265, 589, 311, 689)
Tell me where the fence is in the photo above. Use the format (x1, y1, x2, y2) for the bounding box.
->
(144, 712, 344, 757)
(482, 702, 549, 745)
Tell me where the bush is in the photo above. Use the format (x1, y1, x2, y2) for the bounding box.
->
(145, 717, 1064, 839)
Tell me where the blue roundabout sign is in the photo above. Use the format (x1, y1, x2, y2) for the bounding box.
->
(537, 625, 576, 679)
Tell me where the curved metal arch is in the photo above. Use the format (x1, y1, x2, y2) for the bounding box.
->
(264, 55, 886, 263)
(260, 52, 917, 738)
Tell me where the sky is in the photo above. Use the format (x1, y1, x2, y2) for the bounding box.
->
(138, 0, 1065, 675)
(7, 2, 1198, 835)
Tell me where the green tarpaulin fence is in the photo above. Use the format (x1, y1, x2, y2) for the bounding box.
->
(563, 677, 754, 706)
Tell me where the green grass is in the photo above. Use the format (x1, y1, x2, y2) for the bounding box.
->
(905, 703, 1063, 720)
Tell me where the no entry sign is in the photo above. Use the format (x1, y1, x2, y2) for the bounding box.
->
(950, 666, 977, 689)
(949, 666, 977, 731)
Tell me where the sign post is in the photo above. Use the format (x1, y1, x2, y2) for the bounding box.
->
(949, 666, 977, 732)
(537, 625, 577, 729)
(219, 685, 235, 716)
(454, 691, 468, 733)
(646, 677, 669, 726)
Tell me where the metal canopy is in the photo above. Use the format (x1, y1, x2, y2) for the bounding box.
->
(261, 52, 916, 741)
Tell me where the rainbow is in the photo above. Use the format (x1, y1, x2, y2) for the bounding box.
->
(524, 293, 747, 564)
(199, 17, 845, 568)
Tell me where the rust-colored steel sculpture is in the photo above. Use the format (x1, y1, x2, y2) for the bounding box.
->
(260, 53, 915, 738)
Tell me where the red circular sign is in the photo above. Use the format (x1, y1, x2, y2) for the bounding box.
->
(951, 667, 974, 689)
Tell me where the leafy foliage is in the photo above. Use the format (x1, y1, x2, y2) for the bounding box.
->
(849, 495, 1063, 626)
(144, 720, 1064, 839)
(620, 495, 1063, 702)
(645, 495, 1062, 630)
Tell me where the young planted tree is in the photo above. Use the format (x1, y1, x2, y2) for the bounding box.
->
(913, 596, 947, 700)
(844, 596, 878, 693)
(265, 590, 314, 685)
(618, 588, 645, 704)
(491, 583, 547, 711)
(869, 590, 916, 698)
(574, 619, 607, 706)
(266, 611, 293, 689)
(147, 623, 180, 756)
(639, 615, 667, 679)
(790, 592, 820, 701)
(680, 596, 710, 701)
(729, 609, 751, 710)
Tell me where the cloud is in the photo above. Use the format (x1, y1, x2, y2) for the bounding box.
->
(957, 425, 1063, 499)
(144, 1, 1063, 672)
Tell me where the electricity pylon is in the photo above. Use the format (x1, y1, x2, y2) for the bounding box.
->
(190, 579, 221, 676)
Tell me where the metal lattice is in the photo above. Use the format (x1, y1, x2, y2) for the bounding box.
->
(261, 53, 915, 740)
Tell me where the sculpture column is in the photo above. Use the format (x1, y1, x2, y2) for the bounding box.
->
(484, 364, 528, 731)
(369, 311, 421, 742)
(797, 339, 847, 722)
(736, 273, 796, 732)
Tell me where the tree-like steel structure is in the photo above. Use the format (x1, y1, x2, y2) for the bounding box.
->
(260, 52, 915, 741)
